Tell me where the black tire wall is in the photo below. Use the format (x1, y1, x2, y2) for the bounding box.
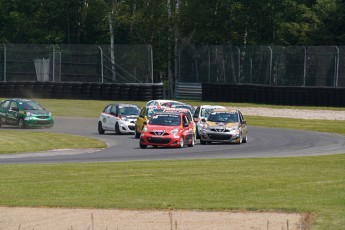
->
(0, 82, 164, 101)
(202, 83, 345, 107)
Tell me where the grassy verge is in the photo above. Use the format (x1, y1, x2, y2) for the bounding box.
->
(0, 130, 106, 154)
(1, 98, 344, 229)
(0, 155, 344, 229)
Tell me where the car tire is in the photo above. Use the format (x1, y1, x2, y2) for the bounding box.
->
(179, 137, 185, 148)
(135, 126, 140, 138)
(115, 123, 121, 135)
(139, 140, 147, 149)
(98, 122, 105, 134)
(237, 133, 243, 144)
(188, 135, 195, 147)
(242, 134, 248, 143)
(200, 139, 206, 145)
(18, 118, 26, 129)
(196, 129, 200, 139)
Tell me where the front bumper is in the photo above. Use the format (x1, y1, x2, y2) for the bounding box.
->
(119, 121, 136, 133)
(200, 130, 240, 143)
(140, 133, 182, 147)
(24, 117, 54, 128)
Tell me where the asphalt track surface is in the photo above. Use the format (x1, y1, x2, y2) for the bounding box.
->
(1, 117, 345, 164)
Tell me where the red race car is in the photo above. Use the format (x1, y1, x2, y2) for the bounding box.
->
(139, 112, 195, 149)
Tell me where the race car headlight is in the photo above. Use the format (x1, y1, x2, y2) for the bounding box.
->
(26, 112, 33, 116)
(170, 128, 179, 134)
(202, 123, 209, 130)
(230, 126, 239, 130)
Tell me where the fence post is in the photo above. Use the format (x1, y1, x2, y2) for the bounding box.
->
(236, 46, 240, 83)
(3, 43, 6, 82)
(268, 46, 272, 85)
(149, 45, 153, 83)
(303, 46, 307, 86)
(98, 46, 104, 83)
(335, 46, 339, 87)
(52, 45, 55, 82)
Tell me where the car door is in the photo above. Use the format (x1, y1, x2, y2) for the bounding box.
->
(106, 104, 117, 131)
(136, 107, 147, 133)
(238, 111, 248, 136)
(0, 100, 11, 125)
(101, 105, 112, 130)
(182, 114, 194, 141)
(7, 101, 20, 125)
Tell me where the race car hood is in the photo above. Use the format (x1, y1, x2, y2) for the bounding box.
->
(206, 121, 239, 128)
(122, 115, 139, 120)
(22, 110, 51, 116)
(146, 124, 182, 133)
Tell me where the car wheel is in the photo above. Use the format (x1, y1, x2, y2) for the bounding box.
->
(188, 135, 195, 147)
(237, 133, 243, 144)
(200, 139, 206, 145)
(115, 123, 121, 135)
(196, 129, 200, 139)
(242, 134, 248, 143)
(179, 137, 185, 148)
(135, 126, 140, 138)
(139, 140, 147, 149)
(98, 122, 105, 134)
(18, 118, 26, 129)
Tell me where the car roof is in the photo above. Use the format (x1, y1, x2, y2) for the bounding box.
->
(152, 111, 183, 116)
(211, 108, 238, 113)
(199, 105, 226, 109)
(146, 100, 181, 106)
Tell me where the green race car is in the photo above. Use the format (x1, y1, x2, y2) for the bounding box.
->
(0, 98, 54, 129)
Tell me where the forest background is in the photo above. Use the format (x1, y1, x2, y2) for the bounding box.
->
(0, 0, 344, 83)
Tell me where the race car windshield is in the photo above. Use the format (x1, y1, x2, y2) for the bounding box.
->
(119, 106, 140, 115)
(149, 115, 181, 126)
(207, 112, 239, 122)
(146, 108, 164, 118)
(201, 108, 214, 118)
(20, 101, 44, 110)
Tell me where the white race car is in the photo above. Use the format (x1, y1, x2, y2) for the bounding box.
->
(98, 103, 140, 134)
(193, 105, 226, 139)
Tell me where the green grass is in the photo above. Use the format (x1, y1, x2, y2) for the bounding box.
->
(0, 130, 106, 154)
(0, 156, 344, 229)
(1, 98, 345, 229)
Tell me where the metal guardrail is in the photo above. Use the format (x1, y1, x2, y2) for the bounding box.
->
(174, 82, 202, 100)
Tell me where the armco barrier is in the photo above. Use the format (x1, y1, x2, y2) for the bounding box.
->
(0, 81, 164, 101)
(202, 83, 345, 107)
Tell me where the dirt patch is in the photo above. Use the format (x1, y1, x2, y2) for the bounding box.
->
(0, 207, 310, 230)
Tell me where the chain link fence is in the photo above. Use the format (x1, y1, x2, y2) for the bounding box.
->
(0, 44, 153, 83)
(177, 45, 345, 87)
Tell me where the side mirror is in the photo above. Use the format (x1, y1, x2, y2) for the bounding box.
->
(193, 117, 199, 122)
(242, 120, 247, 125)
(201, 118, 206, 123)
(183, 122, 189, 127)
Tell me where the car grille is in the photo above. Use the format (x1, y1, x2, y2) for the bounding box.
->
(149, 132, 169, 136)
(36, 116, 50, 119)
(210, 128, 229, 132)
(147, 137, 171, 144)
(34, 120, 52, 125)
(208, 133, 232, 141)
